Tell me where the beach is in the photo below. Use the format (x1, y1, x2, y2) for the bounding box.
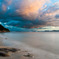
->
(0, 33, 34, 59)
(0, 32, 59, 59)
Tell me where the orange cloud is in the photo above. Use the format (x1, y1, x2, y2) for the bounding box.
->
(16, 0, 50, 19)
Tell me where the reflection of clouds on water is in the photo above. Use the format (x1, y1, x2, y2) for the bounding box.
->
(1, 33, 59, 59)
(1, 32, 59, 59)
(2, 32, 59, 55)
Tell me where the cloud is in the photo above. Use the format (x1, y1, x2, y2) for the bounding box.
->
(2, 0, 12, 5)
(2, 4, 6, 11)
(5, 19, 46, 28)
(0, 0, 59, 28)
(55, 15, 59, 19)
(16, 0, 50, 19)
(42, 2, 59, 26)
(54, 2, 59, 8)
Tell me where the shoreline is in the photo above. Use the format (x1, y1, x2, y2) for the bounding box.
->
(0, 34, 35, 59)
(0, 46, 34, 59)
(0, 32, 59, 59)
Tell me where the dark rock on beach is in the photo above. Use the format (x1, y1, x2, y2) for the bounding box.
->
(0, 51, 10, 57)
(0, 24, 10, 32)
(0, 47, 20, 57)
(23, 53, 34, 58)
(9, 48, 21, 52)
(0, 48, 20, 52)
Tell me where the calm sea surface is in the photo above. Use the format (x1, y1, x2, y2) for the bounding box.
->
(1, 32, 59, 55)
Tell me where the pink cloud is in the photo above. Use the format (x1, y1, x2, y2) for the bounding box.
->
(16, 0, 50, 19)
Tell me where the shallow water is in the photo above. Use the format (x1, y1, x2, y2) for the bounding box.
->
(1, 32, 59, 59)
(1, 32, 59, 55)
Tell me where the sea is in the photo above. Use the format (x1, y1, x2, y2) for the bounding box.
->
(0, 32, 59, 59)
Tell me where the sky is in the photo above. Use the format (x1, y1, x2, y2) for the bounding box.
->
(0, 0, 59, 28)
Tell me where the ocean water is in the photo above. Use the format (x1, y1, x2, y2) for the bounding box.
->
(1, 32, 59, 55)
(1, 32, 59, 59)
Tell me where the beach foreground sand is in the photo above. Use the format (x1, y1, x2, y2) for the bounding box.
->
(0, 46, 34, 59)
(0, 34, 35, 59)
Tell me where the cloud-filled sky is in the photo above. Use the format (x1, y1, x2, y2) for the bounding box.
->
(0, 0, 59, 28)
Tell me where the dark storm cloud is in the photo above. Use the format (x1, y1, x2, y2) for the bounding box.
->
(6, 19, 47, 28)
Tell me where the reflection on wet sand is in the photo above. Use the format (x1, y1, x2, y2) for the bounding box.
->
(0, 32, 59, 59)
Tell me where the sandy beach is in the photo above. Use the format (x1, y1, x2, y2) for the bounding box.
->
(0, 34, 34, 59)
(0, 32, 59, 59)
(0, 46, 34, 59)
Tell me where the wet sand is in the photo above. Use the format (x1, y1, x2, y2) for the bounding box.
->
(0, 46, 34, 59)
(0, 34, 34, 59)
(0, 32, 59, 59)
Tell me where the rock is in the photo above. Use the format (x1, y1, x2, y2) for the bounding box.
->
(0, 24, 10, 32)
(9, 48, 21, 52)
(5, 38, 8, 39)
(0, 51, 10, 57)
(0, 48, 20, 57)
(23, 53, 34, 58)
(0, 48, 20, 52)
